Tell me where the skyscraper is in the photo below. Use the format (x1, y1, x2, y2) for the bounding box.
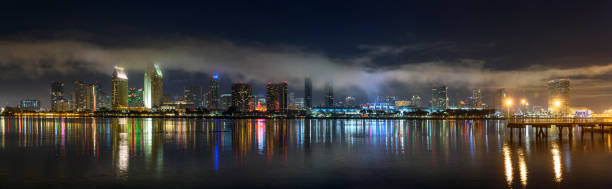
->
(345, 96, 356, 106)
(50, 81, 64, 110)
(144, 63, 163, 109)
(431, 86, 448, 111)
(206, 73, 220, 110)
(111, 66, 129, 110)
(73, 80, 85, 111)
(472, 88, 482, 108)
(324, 81, 334, 107)
(266, 82, 288, 112)
(547, 78, 570, 115)
(128, 88, 144, 108)
(304, 76, 312, 108)
(411, 95, 422, 108)
(494, 88, 507, 113)
(220, 94, 232, 110)
(85, 84, 97, 111)
(184, 86, 203, 109)
(20, 99, 40, 111)
(231, 83, 252, 112)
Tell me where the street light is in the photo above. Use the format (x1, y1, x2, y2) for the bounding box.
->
(520, 99, 527, 116)
(554, 100, 561, 118)
(506, 99, 512, 119)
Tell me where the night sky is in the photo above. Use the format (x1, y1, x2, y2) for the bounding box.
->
(1, 1, 612, 111)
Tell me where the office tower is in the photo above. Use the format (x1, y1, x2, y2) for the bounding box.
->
(128, 88, 144, 108)
(345, 96, 356, 106)
(288, 92, 295, 107)
(231, 83, 252, 112)
(184, 86, 203, 109)
(206, 73, 220, 110)
(494, 88, 507, 113)
(431, 86, 448, 111)
(85, 84, 97, 111)
(547, 78, 570, 115)
(93, 82, 106, 110)
(266, 82, 288, 112)
(294, 97, 305, 109)
(324, 81, 334, 107)
(220, 94, 232, 110)
(144, 63, 163, 109)
(472, 88, 482, 108)
(111, 66, 129, 110)
(304, 76, 312, 108)
(73, 80, 85, 111)
(20, 99, 40, 111)
(411, 95, 422, 108)
(50, 81, 64, 110)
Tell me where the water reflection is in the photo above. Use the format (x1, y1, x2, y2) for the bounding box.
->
(0, 117, 611, 187)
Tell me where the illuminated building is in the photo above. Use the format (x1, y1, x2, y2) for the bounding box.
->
(73, 80, 86, 111)
(431, 86, 448, 111)
(144, 63, 163, 109)
(494, 88, 507, 113)
(128, 88, 144, 108)
(85, 84, 97, 111)
(266, 82, 288, 112)
(411, 95, 422, 108)
(345, 96, 356, 106)
(220, 94, 232, 110)
(548, 78, 570, 115)
(50, 81, 64, 110)
(395, 100, 411, 107)
(231, 83, 252, 112)
(19, 99, 40, 111)
(206, 73, 220, 110)
(111, 66, 129, 110)
(184, 86, 203, 109)
(472, 88, 482, 108)
(324, 81, 334, 107)
(304, 76, 312, 108)
(294, 97, 305, 109)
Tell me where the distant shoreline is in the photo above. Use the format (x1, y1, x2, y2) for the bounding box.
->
(0, 114, 508, 120)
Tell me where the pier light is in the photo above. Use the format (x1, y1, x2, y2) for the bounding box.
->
(506, 99, 512, 106)
(520, 99, 526, 105)
(554, 100, 561, 107)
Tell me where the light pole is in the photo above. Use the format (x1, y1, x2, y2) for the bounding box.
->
(506, 99, 512, 120)
(554, 100, 561, 119)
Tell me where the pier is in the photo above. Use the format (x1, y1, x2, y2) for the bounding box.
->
(507, 117, 612, 137)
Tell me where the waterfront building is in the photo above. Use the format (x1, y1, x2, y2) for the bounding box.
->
(266, 82, 288, 112)
(220, 94, 232, 110)
(472, 89, 482, 108)
(294, 97, 305, 109)
(144, 63, 163, 109)
(345, 96, 356, 106)
(50, 81, 64, 110)
(324, 81, 334, 107)
(206, 73, 221, 110)
(304, 76, 312, 108)
(73, 80, 86, 111)
(85, 84, 97, 111)
(548, 78, 570, 116)
(431, 86, 448, 111)
(128, 88, 144, 108)
(395, 100, 411, 107)
(111, 66, 129, 111)
(494, 88, 507, 113)
(411, 95, 422, 108)
(231, 83, 252, 112)
(184, 86, 203, 109)
(20, 99, 40, 111)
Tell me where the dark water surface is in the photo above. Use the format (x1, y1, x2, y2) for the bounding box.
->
(1, 117, 611, 188)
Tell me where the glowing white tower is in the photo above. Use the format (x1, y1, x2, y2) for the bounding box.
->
(144, 63, 163, 109)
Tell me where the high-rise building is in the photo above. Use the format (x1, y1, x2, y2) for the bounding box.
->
(85, 84, 97, 111)
(304, 76, 312, 108)
(324, 81, 334, 107)
(231, 83, 252, 112)
(20, 99, 40, 111)
(472, 89, 482, 108)
(266, 82, 288, 112)
(73, 80, 86, 111)
(206, 73, 220, 110)
(220, 94, 232, 110)
(547, 78, 570, 115)
(111, 66, 129, 110)
(128, 88, 144, 108)
(144, 63, 163, 109)
(92, 82, 106, 110)
(432, 86, 448, 111)
(494, 88, 507, 113)
(50, 81, 64, 110)
(345, 96, 356, 106)
(411, 95, 422, 108)
(184, 86, 203, 109)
